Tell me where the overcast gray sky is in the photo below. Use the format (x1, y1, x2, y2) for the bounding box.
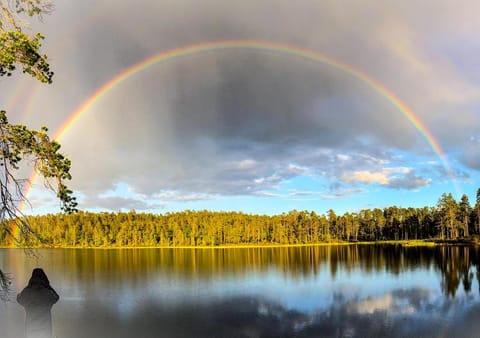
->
(2, 0, 479, 214)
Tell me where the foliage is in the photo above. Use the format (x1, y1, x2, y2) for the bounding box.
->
(0, 0, 76, 235)
(459, 194, 471, 237)
(0, 111, 77, 242)
(0, 0, 76, 296)
(476, 188, 480, 233)
(0, 0, 54, 82)
(4, 189, 478, 248)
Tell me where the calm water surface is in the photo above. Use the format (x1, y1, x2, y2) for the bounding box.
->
(1, 245, 480, 337)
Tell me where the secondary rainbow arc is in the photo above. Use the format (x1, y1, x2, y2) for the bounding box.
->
(11, 40, 460, 245)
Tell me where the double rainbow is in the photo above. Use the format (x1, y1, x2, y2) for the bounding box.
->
(11, 40, 459, 244)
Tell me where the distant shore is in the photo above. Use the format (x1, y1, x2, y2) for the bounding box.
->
(3, 238, 480, 249)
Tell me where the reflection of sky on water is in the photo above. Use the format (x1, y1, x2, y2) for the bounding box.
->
(119, 265, 456, 315)
(56, 260, 477, 321)
(2, 247, 480, 337)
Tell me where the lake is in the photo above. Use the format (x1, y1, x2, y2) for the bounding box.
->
(1, 245, 480, 337)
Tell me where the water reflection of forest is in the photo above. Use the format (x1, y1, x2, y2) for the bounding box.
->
(51, 245, 480, 297)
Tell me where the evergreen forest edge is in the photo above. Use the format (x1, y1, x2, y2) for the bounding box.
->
(2, 190, 480, 248)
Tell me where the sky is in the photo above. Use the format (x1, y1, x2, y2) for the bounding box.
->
(1, 0, 479, 215)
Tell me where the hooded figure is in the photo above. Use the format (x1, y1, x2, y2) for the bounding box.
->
(17, 268, 59, 338)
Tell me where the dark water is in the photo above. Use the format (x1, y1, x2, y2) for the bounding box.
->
(1, 245, 480, 337)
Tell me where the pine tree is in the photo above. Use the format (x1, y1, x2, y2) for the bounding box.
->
(459, 194, 471, 237)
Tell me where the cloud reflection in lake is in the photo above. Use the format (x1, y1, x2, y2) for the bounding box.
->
(1, 245, 480, 337)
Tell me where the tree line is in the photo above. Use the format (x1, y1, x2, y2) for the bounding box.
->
(1, 189, 480, 247)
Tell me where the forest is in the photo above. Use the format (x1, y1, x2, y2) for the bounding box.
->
(1, 190, 479, 247)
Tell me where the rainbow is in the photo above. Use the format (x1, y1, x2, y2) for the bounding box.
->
(11, 40, 459, 245)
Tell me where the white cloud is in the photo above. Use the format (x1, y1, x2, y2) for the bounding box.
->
(342, 167, 431, 190)
(346, 171, 390, 185)
(236, 159, 257, 170)
(153, 191, 216, 202)
(321, 186, 368, 200)
(253, 191, 284, 198)
(80, 196, 163, 211)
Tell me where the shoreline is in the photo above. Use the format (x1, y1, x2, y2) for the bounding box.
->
(2, 238, 478, 249)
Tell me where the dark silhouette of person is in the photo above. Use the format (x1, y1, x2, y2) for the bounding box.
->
(17, 268, 59, 338)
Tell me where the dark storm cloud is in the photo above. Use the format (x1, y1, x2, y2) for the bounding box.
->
(4, 0, 479, 209)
